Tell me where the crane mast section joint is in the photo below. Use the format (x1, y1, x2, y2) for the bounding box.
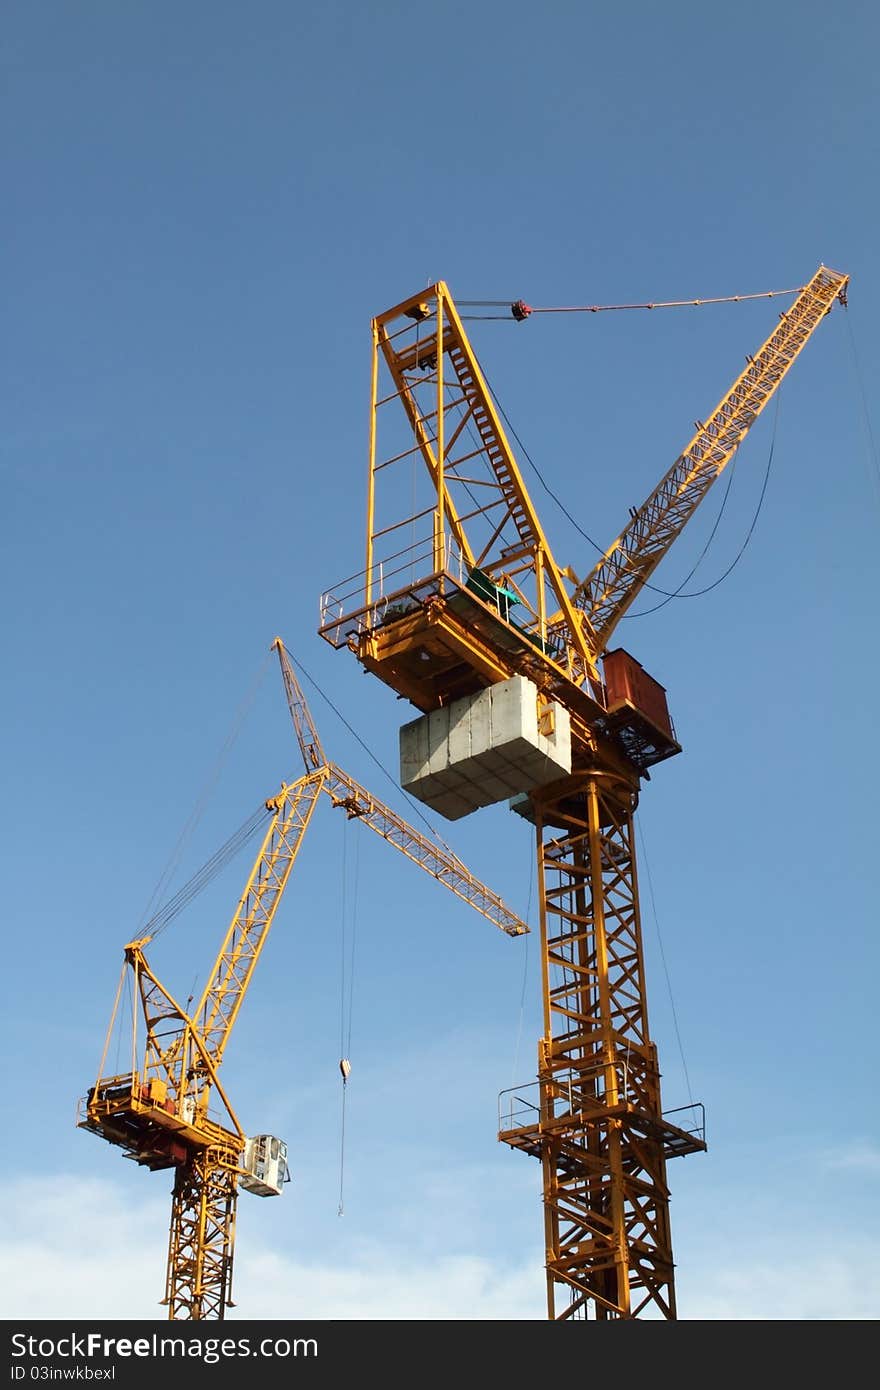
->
(577, 265, 849, 650)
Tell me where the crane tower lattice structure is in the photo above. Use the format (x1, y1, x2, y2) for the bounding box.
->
(318, 265, 848, 1318)
(78, 641, 527, 1319)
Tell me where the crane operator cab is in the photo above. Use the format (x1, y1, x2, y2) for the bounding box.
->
(240, 1134, 290, 1197)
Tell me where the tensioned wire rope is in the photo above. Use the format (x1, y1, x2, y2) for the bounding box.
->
(459, 279, 803, 601)
(479, 360, 781, 608)
(459, 283, 805, 320)
(634, 811, 700, 1126)
(626, 388, 781, 618)
(391, 284, 792, 626)
(100, 651, 276, 1097)
(137, 646, 275, 941)
(337, 815, 360, 1217)
(842, 306, 880, 510)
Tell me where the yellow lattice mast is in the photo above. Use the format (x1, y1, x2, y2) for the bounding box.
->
(318, 266, 848, 1319)
(78, 640, 527, 1320)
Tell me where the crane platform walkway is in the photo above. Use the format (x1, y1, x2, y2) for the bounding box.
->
(498, 1085, 706, 1165)
(77, 1074, 240, 1172)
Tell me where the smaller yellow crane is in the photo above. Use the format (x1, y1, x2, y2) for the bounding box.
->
(78, 638, 527, 1320)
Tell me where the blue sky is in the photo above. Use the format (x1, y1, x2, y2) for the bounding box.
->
(3, 1, 878, 1322)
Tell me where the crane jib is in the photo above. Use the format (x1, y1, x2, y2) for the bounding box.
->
(578, 265, 848, 652)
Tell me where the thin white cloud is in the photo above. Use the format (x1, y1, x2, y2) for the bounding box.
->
(817, 1140, 880, 1174)
(234, 1247, 544, 1321)
(0, 1178, 170, 1321)
(1, 1174, 875, 1322)
(680, 1250, 880, 1321)
(0, 1174, 543, 1322)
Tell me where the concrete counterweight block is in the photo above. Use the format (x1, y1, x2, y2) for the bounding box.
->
(399, 675, 572, 820)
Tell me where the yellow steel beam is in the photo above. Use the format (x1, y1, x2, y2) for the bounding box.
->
(568, 265, 849, 653)
(323, 761, 528, 937)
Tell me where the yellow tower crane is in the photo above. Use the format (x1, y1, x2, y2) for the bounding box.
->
(317, 265, 849, 1320)
(78, 638, 527, 1321)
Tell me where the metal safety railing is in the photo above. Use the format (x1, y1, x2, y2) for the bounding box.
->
(318, 534, 568, 669)
(498, 1077, 706, 1149)
(318, 534, 471, 648)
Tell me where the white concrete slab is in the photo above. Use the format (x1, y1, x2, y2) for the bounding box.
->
(399, 675, 571, 820)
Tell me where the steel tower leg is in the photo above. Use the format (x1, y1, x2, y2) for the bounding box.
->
(164, 1152, 237, 1320)
(533, 770, 677, 1319)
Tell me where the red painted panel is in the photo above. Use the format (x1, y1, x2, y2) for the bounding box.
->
(603, 649, 674, 742)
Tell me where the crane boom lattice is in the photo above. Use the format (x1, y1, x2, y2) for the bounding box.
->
(575, 265, 848, 650)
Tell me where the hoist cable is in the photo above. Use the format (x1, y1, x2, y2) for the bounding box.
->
(635, 813, 697, 1114)
(337, 823, 348, 1217)
(339, 822, 347, 1060)
(346, 834, 360, 1060)
(137, 648, 274, 931)
(624, 448, 739, 604)
(510, 846, 534, 1090)
(337, 822, 361, 1219)
(289, 655, 461, 860)
(338, 1081, 348, 1218)
(626, 390, 780, 619)
(482, 354, 781, 611)
(479, 364, 606, 558)
(843, 309, 880, 508)
(106, 964, 130, 1082)
(141, 802, 272, 942)
(337, 823, 361, 1059)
